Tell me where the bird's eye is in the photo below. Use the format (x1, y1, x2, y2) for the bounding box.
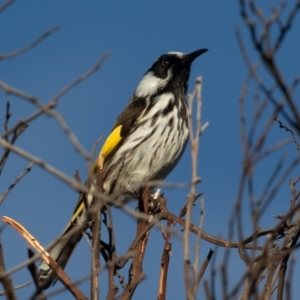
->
(161, 60, 170, 67)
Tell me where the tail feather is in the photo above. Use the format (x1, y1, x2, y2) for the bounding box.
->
(38, 229, 83, 289)
(38, 200, 87, 289)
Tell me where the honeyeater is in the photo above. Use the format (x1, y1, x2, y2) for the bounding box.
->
(38, 48, 208, 289)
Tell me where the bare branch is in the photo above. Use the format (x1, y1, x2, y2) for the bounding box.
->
(238, 1, 300, 133)
(192, 198, 206, 295)
(195, 249, 214, 290)
(0, 26, 60, 61)
(121, 192, 151, 299)
(0, 0, 14, 13)
(0, 136, 89, 194)
(0, 53, 109, 161)
(49, 52, 110, 108)
(0, 239, 17, 300)
(274, 115, 300, 150)
(90, 209, 100, 300)
(3, 100, 11, 133)
(2, 216, 88, 300)
(0, 281, 31, 296)
(184, 77, 204, 300)
(0, 162, 34, 205)
(0, 122, 28, 176)
(103, 206, 118, 299)
(273, 1, 300, 52)
(234, 25, 297, 129)
(157, 218, 172, 300)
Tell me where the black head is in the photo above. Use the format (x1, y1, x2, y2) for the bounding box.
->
(135, 49, 208, 97)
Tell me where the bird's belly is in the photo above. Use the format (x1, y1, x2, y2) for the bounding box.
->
(103, 117, 188, 200)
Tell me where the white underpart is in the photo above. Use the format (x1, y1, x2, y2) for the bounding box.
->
(104, 92, 189, 197)
(167, 51, 186, 58)
(135, 71, 171, 97)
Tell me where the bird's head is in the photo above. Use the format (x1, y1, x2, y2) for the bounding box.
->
(135, 49, 208, 97)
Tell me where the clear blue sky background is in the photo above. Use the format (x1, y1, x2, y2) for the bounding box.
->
(0, 1, 299, 299)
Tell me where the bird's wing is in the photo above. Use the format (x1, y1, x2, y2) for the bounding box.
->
(67, 96, 147, 226)
(95, 96, 147, 168)
(96, 125, 123, 166)
(61, 125, 123, 235)
(111, 96, 147, 143)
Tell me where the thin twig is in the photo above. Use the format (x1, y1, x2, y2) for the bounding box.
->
(195, 249, 214, 288)
(238, 1, 300, 132)
(90, 208, 100, 300)
(121, 192, 151, 300)
(0, 162, 34, 205)
(3, 100, 11, 134)
(0, 239, 17, 300)
(105, 206, 118, 299)
(0, 281, 32, 296)
(0, 0, 14, 13)
(0, 53, 109, 161)
(274, 115, 300, 150)
(0, 122, 28, 176)
(234, 25, 296, 129)
(0, 136, 90, 193)
(184, 77, 203, 300)
(50, 52, 110, 108)
(192, 198, 206, 295)
(157, 218, 172, 300)
(0, 26, 60, 61)
(2, 216, 88, 300)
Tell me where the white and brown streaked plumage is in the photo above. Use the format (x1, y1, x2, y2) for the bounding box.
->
(38, 49, 208, 289)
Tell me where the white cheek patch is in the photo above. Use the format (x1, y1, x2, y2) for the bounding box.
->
(135, 71, 169, 97)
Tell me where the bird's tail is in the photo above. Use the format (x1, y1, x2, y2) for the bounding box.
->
(38, 199, 87, 289)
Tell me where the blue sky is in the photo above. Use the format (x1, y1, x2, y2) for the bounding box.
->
(0, 1, 299, 299)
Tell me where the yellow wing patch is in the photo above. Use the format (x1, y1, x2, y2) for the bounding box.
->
(93, 125, 123, 172)
(101, 125, 123, 160)
(62, 127, 123, 234)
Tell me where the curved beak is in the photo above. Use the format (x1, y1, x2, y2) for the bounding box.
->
(183, 48, 208, 65)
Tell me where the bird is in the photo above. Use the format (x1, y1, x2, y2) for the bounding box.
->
(38, 48, 208, 289)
